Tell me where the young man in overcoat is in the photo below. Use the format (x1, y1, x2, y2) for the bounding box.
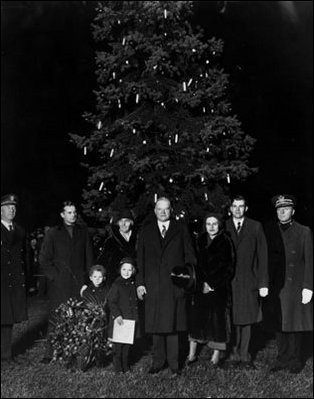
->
(39, 200, 93, 363)
(225, 195, 269, 367)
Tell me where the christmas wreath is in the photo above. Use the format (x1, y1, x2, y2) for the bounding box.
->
(49, 296, 111, 370)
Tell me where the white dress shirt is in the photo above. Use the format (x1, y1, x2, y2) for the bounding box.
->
(1, 220, 14, 231)
(157, 220, 170, 235)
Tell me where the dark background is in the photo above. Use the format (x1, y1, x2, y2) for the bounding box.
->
(1, 1, 313, 231)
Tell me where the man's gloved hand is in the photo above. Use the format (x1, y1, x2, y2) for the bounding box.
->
(259, 287, 269, 297)
(302, 288, 313, 304)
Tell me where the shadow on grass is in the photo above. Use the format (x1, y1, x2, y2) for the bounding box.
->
(12, 297, 49, 358)
(303, 332, 313, 362)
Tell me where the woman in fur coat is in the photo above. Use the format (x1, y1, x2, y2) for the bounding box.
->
(187, 213, 235, 366)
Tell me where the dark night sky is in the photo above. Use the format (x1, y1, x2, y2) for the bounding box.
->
(1, 1, 313, 230)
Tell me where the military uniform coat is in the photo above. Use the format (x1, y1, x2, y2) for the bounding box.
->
(1, 223, 28, 324)
(226, 217, 268, 325)
(263, 221, 313, 332)
(136, 218, 197, 334)
(39, 223, 93, 311)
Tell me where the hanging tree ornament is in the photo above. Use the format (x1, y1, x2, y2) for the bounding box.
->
(154, 193, 158, 203)
(175, 133, 178, 143)
(99, 181, 104, 191)
(203, 106, 206, 113)
(204, 193, 208, 200)
(136, 93, 140, 103)
(122, 37, 126, 46)
(97, 121, 102, 130)
(132, 128, 136, 134)
(227, 173, 231, 184)
(164, 9, 167, 19)
(192, 48, 197, 53)
(182, 81, 187, 92)
(83, 146, 87, 155)
(188, 78, 193, 86)
(110, 148, 115, 157)
(118, 99, 121, 108)
(169, 178, 173, 183)
(112, 71, 116, 79)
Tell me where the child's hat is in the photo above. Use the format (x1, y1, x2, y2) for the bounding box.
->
(119, 257, 136, 266)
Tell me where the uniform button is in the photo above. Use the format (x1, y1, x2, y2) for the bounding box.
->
(287, 277, 292, 281)
(8, 273, 11, 276)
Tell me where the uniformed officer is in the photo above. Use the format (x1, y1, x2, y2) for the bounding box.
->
(263, 194, 313, 373)
(1, 194, 28, 362)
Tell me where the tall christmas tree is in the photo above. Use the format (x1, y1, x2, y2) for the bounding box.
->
(70, 1, 257, 224)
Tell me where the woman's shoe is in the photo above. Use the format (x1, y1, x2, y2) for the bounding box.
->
(210, 350, 220, 365)
(185, 356, 197, 366)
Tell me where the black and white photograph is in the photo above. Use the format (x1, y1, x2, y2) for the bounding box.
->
(1, 1, 313, 397)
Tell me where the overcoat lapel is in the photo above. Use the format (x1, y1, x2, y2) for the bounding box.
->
(227, 218, 247, 248)
(236, 218, 248, 246)
(161, 220, 177, 252)
(227, 219, 238, 247)
(152, 221, 163, 252)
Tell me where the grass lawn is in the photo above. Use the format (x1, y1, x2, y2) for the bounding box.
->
(1, 297, 313, 398)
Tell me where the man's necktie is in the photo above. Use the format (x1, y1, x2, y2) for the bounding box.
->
(161, 225, 167, 238)
(237, 222, 241, 234)
(8, 225, 13, 231)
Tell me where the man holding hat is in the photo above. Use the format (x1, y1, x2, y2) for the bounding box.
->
(1, 194, 28, 363)
(263, 194, 313, 373)
(262, 194, 313, 373)
(136, 197, 197, 376)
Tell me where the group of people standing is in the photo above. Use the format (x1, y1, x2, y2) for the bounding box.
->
(1, 192, 312, 376)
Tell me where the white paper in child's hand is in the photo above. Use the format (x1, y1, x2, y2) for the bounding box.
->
(112, 319, 135, 344)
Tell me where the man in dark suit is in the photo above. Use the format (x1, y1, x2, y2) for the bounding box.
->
(225, 195, 268, 367)
(136, 197, 197, 376)
(263, 194, 313, 374)
(1, 194, 28, 363)
(39, 200, 94, 363)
